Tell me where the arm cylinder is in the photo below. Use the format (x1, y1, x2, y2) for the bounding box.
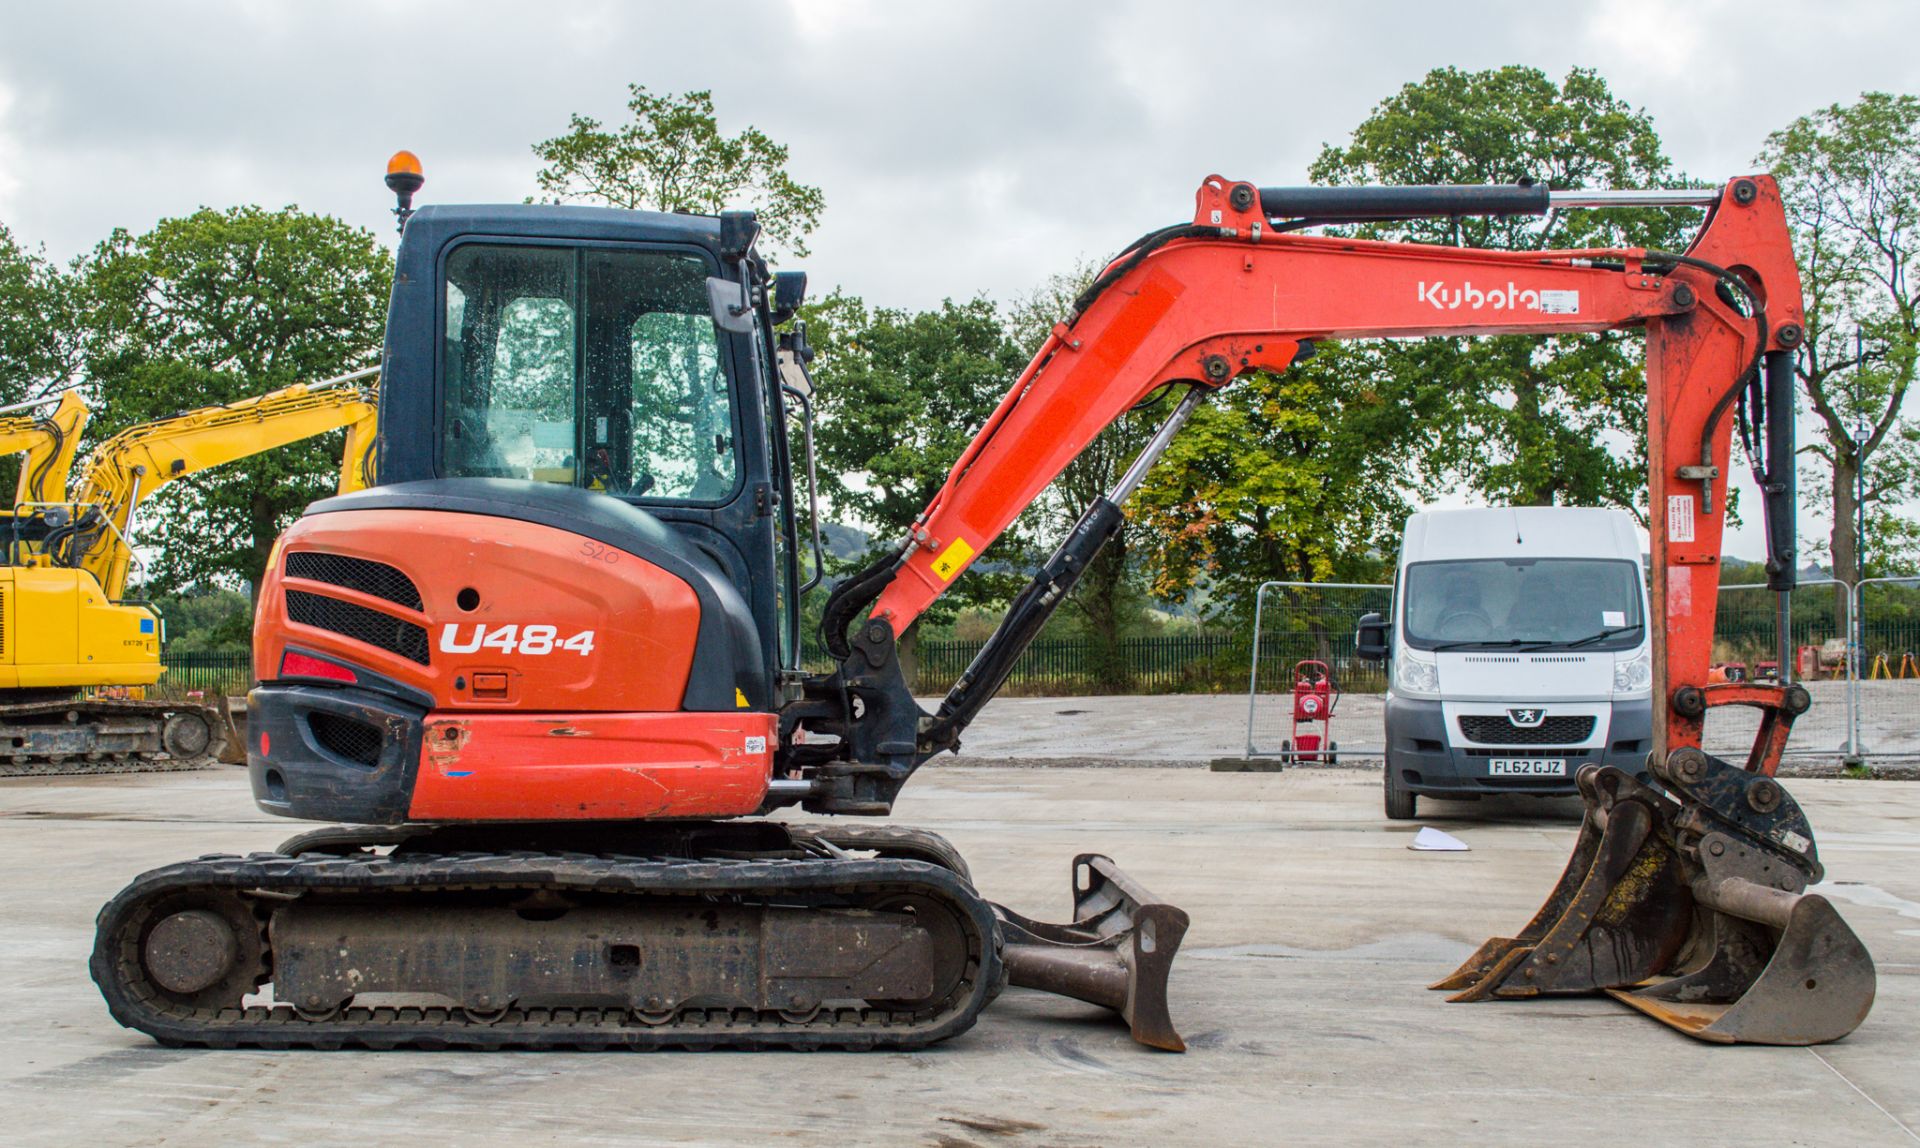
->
(1258, 184, 1550, 220)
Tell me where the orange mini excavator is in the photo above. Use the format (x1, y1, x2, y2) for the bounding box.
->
(94, 161, 1872, 1050)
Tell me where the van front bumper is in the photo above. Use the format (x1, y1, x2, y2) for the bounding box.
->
(1383, 695, 1652, 798)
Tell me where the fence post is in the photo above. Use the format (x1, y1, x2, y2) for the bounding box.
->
(1245, 581, 1272, 758)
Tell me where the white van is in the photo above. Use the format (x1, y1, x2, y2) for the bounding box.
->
(1355, 507, 1653, 820)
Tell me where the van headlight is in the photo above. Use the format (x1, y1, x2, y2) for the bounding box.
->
(1394, 648, 1440, 698)
(1613, 648, 1652, 695)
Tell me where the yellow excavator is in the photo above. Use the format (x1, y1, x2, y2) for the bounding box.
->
(1, 369, 378, 775)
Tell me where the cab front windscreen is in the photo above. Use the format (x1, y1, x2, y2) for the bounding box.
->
(1402, 557, 1644, 650)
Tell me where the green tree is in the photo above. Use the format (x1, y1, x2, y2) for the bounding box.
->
(1007, 260, 1159, 688)
(1135, 341, 1437, 622)
(1759, 93, 1920, 583)
(805, 291, 1032, 626)
(82, 205, 392, 595)
(533, 86, 826, 256)
(1310, 65, 1696, 510)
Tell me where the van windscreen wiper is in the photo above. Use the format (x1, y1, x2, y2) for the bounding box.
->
(1523, 624, 1645, 651)
(1426, 639, 1536, 652)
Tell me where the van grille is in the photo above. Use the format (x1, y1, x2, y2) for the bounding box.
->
(284, 551, 423, 611)
(285, 589, 430, 665)
(1458, 715, 1595, 745)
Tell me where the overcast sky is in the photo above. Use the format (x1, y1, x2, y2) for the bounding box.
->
(4, 0, 1918, 560)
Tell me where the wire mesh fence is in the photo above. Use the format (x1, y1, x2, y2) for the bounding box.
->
(1238, 574, 1920, 766)
(1244, 582, 1391, 757)
(1855, 577, 1920, 762)
(1710, 580, 1853, 758)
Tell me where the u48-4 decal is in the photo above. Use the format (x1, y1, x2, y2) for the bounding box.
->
(439, 624, 596, 656)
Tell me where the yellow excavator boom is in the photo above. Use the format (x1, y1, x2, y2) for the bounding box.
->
(0, 389, 91, 509)
(64, 367, 379, 601)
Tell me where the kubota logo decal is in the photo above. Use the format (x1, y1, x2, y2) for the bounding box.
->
(1418, 281, 1580, 314)
(440, 624, 596, 656)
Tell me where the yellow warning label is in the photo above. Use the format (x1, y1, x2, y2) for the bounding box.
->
(930, 537, 976, 582)
(734, 687, 750, 708)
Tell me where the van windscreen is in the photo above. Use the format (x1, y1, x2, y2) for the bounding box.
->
(1402, 558, 1644, 651)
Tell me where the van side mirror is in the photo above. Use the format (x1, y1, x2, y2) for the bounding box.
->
(1355, 612, 1391, 661)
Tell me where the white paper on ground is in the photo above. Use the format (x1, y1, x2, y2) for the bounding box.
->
(1409, 826, 1469, 851)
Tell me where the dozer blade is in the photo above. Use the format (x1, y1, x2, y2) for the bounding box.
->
(992, 854, 1189, 1051)
(1435, 767, 1692, 1000)
(1606, 829, 1876, 1045)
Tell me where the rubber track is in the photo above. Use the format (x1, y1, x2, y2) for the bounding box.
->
(92, 850, 1005, 1051)
(0, 698, 227, 777)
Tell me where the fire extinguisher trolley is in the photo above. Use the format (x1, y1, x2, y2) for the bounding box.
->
(1282, 659, 1339, 765)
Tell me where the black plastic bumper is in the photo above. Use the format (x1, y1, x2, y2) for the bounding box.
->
(248, 683, 427, 824)
(1383, 695, 1652, 798)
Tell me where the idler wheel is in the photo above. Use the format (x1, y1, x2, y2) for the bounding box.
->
(162, 710, 214, 758)
(143, 910, 238, 994)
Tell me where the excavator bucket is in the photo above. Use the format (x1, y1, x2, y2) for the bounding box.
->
(993, 854, 1189, 1051)
(1433, 767, 1692, 999)
(1607, 830, 1876, 1045)
(1439, 752, 1874, 1045)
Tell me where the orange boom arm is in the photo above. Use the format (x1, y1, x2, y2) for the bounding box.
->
(823, 175, 1801, 773)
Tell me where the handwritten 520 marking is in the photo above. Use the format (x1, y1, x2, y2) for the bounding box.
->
(439, 624, 596, 656)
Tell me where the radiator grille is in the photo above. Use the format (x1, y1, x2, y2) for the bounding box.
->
(1457, 714, 1596, 745)
(307, 710, 383, 766)
(284, 551, 423, 611)
(285, 589, 430, 665)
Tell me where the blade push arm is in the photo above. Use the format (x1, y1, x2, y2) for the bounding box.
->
(66, 369, 379, 598)
(838, 176, 1802, 768)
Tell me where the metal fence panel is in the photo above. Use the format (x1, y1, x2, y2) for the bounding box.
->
(1244, 581, 1391, 757)
(1856, 577, 1920, 761)
(1711, 580, 1853, 758)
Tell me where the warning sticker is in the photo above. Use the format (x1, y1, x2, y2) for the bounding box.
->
(1779, 828, 1812, 855)
(1539, 289, 1580, 315)
(744, 736, 767, 755)
(930, 537, 976, 582)
(1667, 494, 1696, 544)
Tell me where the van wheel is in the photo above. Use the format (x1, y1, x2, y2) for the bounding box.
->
(1384, 758, 1416, 821)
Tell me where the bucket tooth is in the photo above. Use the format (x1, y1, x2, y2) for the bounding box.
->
(993, 854, 1189, 1051)
(1607, 830, 1876, 1044)
(1447, 793, 1692, 1000)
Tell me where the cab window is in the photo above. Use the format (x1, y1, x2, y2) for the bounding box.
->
(442, 243, 739, 502)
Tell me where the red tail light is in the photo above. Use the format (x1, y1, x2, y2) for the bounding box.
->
(280, 650, 358, 683)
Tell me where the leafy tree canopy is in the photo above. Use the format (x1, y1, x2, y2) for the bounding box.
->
(1311, 65, 1694, 511)
(1759, 92, 1920, 578)
(533, 86, 826, 257)
(82, 205, 392, 595)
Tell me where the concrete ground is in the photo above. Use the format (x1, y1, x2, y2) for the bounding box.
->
(4, 766, 1917, 1146)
